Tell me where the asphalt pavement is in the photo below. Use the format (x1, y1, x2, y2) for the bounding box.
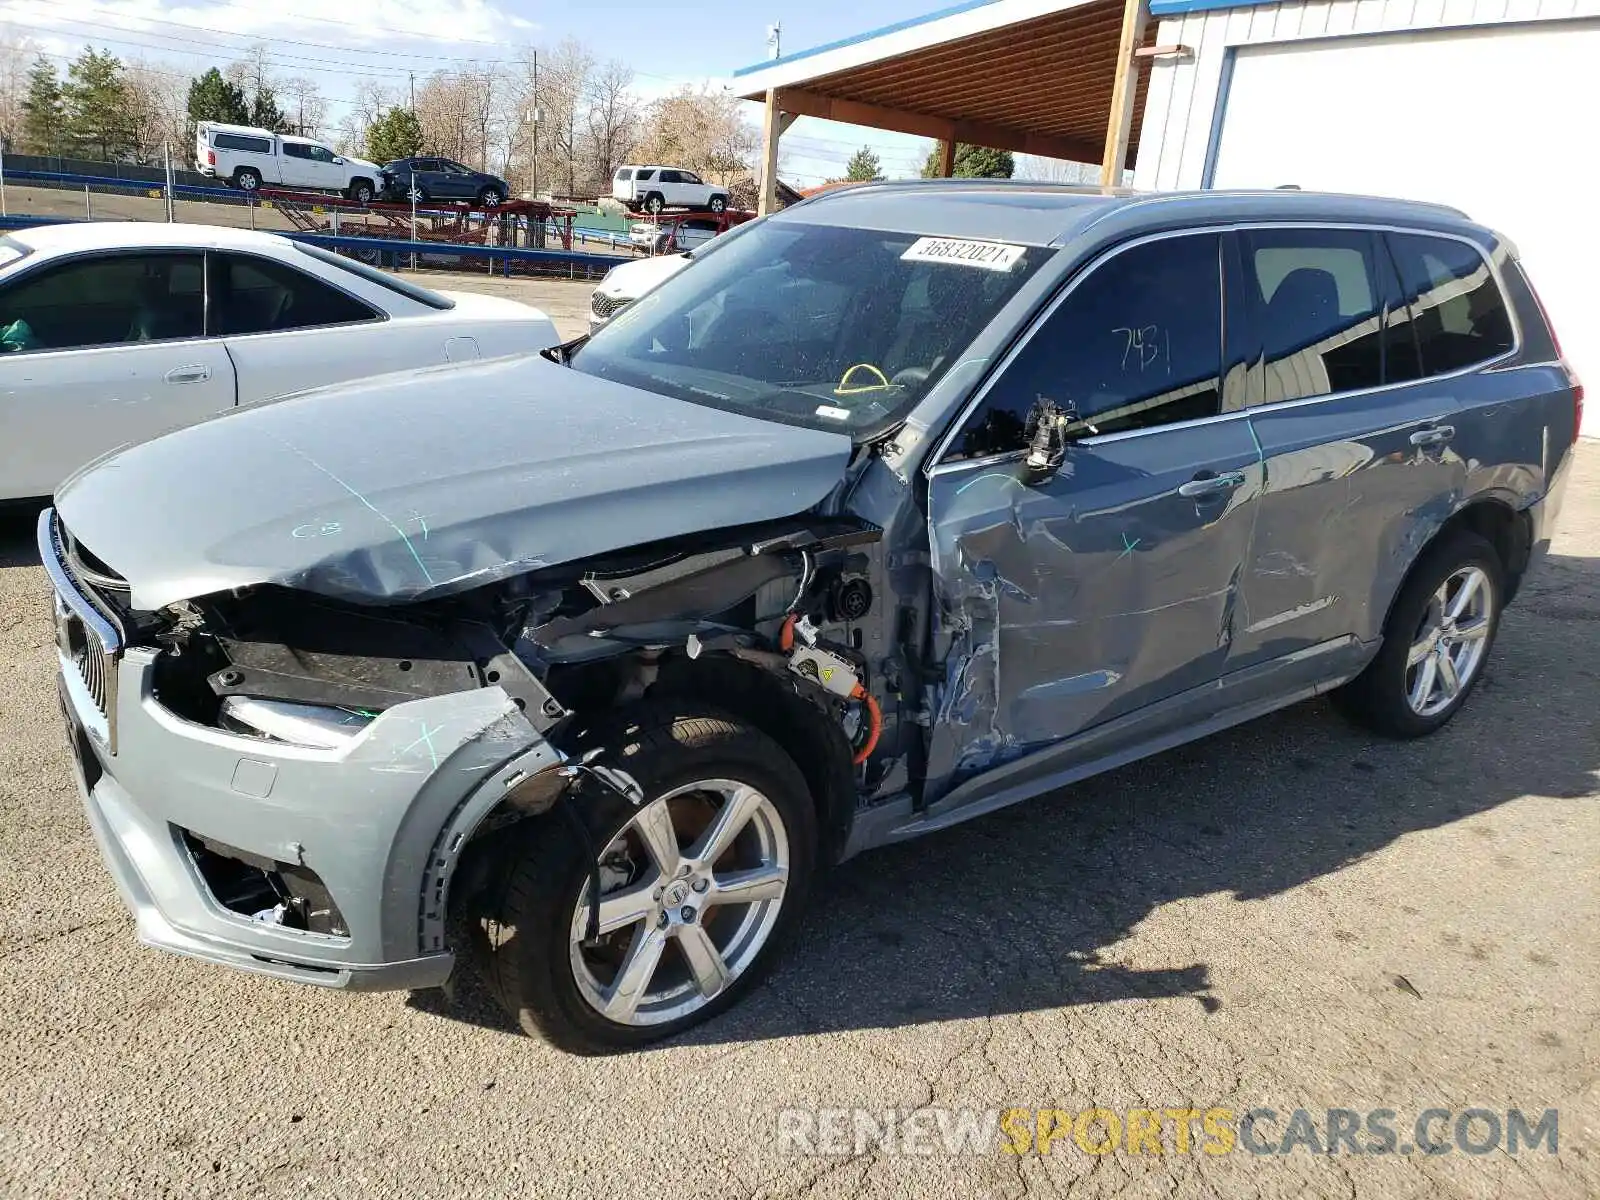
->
(0, 277, 1594, 1198)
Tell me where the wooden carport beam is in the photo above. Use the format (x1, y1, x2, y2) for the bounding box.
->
(935, 138, 955, 178)
(757, 101, 802, 216)
(775, 87, 1105, 166)
(1100, 0, 1151, 186)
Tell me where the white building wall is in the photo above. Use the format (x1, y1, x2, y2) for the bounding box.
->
(1133, 0, 1600, 190)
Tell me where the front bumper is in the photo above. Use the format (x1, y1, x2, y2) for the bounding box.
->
(42, 512, 563, 991)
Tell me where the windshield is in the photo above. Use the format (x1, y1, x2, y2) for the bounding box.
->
(570, 220, 1047, 437)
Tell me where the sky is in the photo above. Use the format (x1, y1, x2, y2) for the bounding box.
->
(0, 0, 959, 185)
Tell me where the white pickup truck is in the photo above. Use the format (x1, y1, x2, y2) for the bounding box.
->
(195, 122, 385, 203)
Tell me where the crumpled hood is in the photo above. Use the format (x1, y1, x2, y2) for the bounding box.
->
(54, 353, 852, 610)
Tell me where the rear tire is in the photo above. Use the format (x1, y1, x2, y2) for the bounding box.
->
(471, 705, 817, 1054)
(1334, 530, 1503, 738)
(644, 192, 665, 214)
(233, 168, 261, 192)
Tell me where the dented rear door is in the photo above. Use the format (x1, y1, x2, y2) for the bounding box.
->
(920, 229, 1263, 803)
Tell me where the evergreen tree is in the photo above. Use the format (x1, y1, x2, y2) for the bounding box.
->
(843, 146, 881, 182)
(63, 48, 134, 160)
(187, 67, 249, 128)
(922, 143, 1015, 179)
(365, 107, 424, 163)
(250, 85, 289, 133)
(19, 57, 65, 155)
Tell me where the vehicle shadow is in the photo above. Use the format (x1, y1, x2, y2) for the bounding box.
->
(422, 549, 1600, 1047)
(0, 501, 46, 569)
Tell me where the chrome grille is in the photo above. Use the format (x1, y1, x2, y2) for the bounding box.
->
(591, 292, 629, 319)
(37, 509, 123, 752)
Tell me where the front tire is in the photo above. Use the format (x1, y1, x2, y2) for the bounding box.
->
(474, 706, 817, 1054)
(708, 194, 727, 214)
(477, 186, 504, 207)
(1335, 530, 1503, 738)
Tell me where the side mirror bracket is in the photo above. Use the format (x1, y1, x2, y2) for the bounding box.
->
(1022, 397, 1076, 485)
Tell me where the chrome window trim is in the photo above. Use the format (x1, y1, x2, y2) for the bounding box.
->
(927, 220, 1522, 476)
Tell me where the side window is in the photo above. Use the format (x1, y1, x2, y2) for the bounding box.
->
(635, 169, 656, 182)
(281, 143, 311, 160)
(1387, 233, 1514, 376)
(952, 233, 1222, 460)
(210, 253, 379, 336)
(308, 145, 336, 163)
(214, 134, 271, 154)
(442, 161, 469, 175)
(681, 171, 703, 185)
(1239, 227, 1386, 403)
(0, 252, 203, 352)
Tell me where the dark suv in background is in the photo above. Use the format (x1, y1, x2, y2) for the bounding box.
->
(41, 183, 1578, 1053)
(380, 157, 511, 207)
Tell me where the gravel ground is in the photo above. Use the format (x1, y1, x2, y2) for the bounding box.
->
(0, 293, 1595, 1197)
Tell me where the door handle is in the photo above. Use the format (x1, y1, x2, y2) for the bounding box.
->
(1409, 424, 1455, 448)
(1178, 471, 1247, 499)
(164, 364, 211, 384)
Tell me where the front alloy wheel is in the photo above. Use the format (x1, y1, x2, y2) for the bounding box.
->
(473, 707, 816, 1053)
(569, 779, 790, 1026)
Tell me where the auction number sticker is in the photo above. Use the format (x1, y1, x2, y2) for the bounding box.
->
(901, 237, 1026, 272)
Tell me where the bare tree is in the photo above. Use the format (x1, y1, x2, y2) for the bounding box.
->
(527, 40, 593, 197)
(0, 26, 39, 151)
(335, 78, 399, 155)
(584, 58, 638, 190)
(124, 60, 187, 163)
(279, 76, 328, 138)
(636, 85, 758, 186)
(1014, 154, 1098, 184)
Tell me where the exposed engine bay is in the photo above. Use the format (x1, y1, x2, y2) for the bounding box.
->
(145, 513, 896, 796)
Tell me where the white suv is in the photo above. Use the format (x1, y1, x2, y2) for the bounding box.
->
(196, 122, 384, 204)
(612, 166, 729, 214)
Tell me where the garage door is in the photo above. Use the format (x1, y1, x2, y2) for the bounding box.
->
(1210, 20, 1600, 434)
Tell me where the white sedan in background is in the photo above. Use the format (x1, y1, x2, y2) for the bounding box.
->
(0, 222, 559, 500)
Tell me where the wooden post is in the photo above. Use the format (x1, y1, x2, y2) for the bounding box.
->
(758, 89, 782, 216)
(1100, 0, 1150, 187)
(935, 138, 956, 178)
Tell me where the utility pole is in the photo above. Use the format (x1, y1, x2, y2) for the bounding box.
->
(408, 71, 416, 111)
(529, 50, 538, 198)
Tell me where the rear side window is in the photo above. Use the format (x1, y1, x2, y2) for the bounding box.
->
(213, 133, 272, 154)
(0, 252, 204, 351)
(1386, 233, 1514, 376)
(1237, 228, 1386, 402)
(615, 168, 633, 181)
(953, 232, 1223, 458)
(210, 253, 379, 335)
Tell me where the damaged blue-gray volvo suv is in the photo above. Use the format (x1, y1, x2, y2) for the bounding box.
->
(42, 181, 1577, 1051)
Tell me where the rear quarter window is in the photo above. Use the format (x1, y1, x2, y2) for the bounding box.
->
(1386, 233, 1514, 377)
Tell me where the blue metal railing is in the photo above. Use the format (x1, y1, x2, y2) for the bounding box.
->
(0, 212, 630, 276)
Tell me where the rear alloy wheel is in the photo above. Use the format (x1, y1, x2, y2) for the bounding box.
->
(1335, 530, 1502, 737)
(644, 192, 665, 214)
(233, 168, 261, 192)
(475, 707, 816, 1054)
